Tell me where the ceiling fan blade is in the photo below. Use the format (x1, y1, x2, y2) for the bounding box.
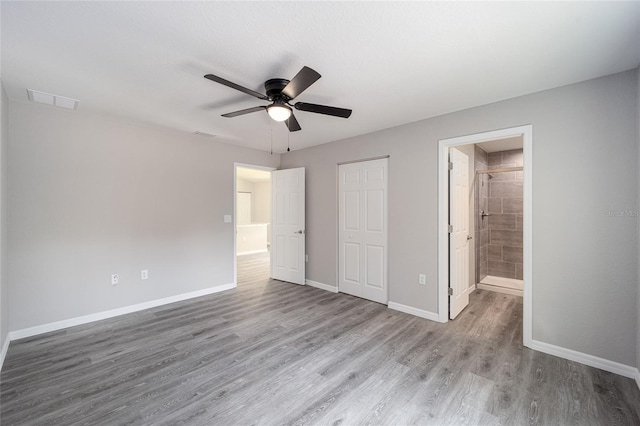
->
(294, 102, 352, 118)
(285, 113, 302, 132)
(204, 74, 268, 100)
(221, 106, 266, 118)
(281, 66, 321, 99)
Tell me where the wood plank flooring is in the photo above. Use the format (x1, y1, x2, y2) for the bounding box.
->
(2, 252, 639, 425)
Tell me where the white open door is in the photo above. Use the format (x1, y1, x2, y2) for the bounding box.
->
(338, 158, 388, 304)
(271, 168, 305, 285)
(449, 147, 471, 319)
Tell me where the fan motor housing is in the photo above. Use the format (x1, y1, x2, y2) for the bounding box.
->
(265, 78, 290, 99)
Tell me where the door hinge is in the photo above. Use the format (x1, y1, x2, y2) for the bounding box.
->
(448, 224, 453, 233)
(448, 161, 453, 171)
(448, 288, 453, 296)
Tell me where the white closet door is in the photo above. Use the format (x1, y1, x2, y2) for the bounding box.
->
(339, 158, 388, 304)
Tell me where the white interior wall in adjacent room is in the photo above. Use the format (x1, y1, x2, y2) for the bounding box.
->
(281, 69, 639, 368)
(253, 181, 271, 245)
(252, 181, 271, 224)
(7, 101, 280, 331)
(236, 177, 253, 193)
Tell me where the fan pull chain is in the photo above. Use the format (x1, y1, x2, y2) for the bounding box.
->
(287, 130, 290, 152)
(270, 127, 273, 155)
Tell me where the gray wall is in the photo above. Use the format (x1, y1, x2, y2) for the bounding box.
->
(7, 101, 280, 330)
(281, 69, 639, 367)
(0, 84, 7, 351)
(637, 67, 640, 373)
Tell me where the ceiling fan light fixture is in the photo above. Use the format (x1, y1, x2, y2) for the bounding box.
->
(267, 103, 292, 122)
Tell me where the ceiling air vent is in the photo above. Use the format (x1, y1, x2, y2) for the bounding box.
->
(27, 89, 79, 110)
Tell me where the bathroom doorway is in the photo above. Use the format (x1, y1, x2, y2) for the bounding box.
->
(235, 164, 275, 286)
(438, 125, 532, 348)
(474, 138, 524, 296)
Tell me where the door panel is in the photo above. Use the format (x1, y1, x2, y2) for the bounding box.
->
(339, 158, 388, 304)
(365, 244, 384, 288)
(366, 189, 384, 232)
(344, 191, 360, 230)
(344, 242, 360, 283)
(449, 148, 471, 319)
(271, 168, 305, 285)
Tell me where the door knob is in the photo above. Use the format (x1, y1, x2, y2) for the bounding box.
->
(467, 235, 473, 240)
(295, 230, 305, 234)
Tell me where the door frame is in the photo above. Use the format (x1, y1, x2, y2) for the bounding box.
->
(437, 125, 533, 348)
(233, 162, 277, 288)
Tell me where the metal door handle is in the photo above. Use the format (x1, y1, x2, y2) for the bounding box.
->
(467, 235, 473, 240)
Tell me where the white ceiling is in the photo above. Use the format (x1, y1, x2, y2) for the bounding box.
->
(477, 136, 523, 153)
(2, 2, 639, 153)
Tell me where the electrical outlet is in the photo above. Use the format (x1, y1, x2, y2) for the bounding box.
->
(111, 274, 119, 286)
(418, 274, 426, 285)
(141, 270, 148, 280)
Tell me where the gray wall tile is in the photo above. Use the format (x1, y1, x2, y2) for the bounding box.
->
(503, 198, 523, 214)
(488, 261, 516, 278)
(502, 149, 524, 166)
(488, 244, 502, 260)
(490, 181, 523, 198)
(490, 171, 516, 181)
(488, 198, 502, 213)
(488, 214, 516, 229)
(503, 245, 523, 263)
(490, 229, 523, 247)
(488, 152, 502, 167)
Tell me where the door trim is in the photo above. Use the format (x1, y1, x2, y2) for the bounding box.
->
(233, 163, 276, 288)
(437, 125, 533, 348)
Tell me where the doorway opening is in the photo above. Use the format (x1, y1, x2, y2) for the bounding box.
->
(438, 125, 532, 348)
(234, 164, 275, 287)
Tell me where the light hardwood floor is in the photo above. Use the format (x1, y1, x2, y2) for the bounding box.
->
(2, 252, 639, 425)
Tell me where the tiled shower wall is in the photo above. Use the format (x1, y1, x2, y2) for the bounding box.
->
(480, 148, 524, 281)
(474, 146, 489, 282)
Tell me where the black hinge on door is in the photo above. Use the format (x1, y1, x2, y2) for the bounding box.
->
(448, 161, 453, 170)
(448, 288, 453, 296)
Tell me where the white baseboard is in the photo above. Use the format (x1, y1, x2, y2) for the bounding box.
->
(9, 283, 236, 341)
(388, 301, 439, 322)
(0, 334, 10, 371)
(530, 339, 637, 380)
(306, 279, 338, 293)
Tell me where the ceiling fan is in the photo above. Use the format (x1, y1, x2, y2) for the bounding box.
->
(204, 66, 352, 132)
